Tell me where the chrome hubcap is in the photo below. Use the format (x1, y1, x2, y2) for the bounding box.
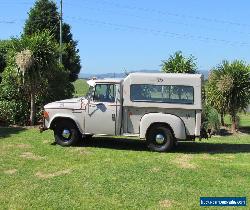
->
(62, 129, 71, 139)
(155, 134, 165, 144)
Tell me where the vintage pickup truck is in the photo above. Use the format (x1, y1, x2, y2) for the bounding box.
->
(40, 73, 203, 152)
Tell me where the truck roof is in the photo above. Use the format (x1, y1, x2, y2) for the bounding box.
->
(127, 72, 203, 79)
(123, 72, 203, 87)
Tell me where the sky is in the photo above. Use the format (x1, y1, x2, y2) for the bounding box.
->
(0, 0, 250, 74)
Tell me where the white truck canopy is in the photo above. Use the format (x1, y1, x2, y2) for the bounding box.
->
(123, 73, 203, 109)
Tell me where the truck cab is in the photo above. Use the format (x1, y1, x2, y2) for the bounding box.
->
(84, 79, 122, 136)
(41, 73, 203, 152)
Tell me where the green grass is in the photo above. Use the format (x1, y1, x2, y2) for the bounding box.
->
(237, 113, 250, 127)
(224, 113, 250, 127)
(0, 127, 250, 209)
(73, 79, 89, 97)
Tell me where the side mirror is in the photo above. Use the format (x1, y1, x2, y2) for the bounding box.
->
(96, 102, 104, 106)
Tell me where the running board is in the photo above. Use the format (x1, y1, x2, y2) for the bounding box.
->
(122, 133, 140, 137)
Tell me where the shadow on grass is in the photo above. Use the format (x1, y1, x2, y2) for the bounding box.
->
(77, 136, 250, 154)
(239, 126, 250, 134)
(175, 142, 250, 154)
(0, 127, 27, 139)
(217, 126, 250, 136)
(218, 128, 233, 136)
(80, 137, 147, 152)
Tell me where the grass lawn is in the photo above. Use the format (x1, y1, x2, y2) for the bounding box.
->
(224, 113, 250, 127)
(240, 113, 250, 127)
(0, 126, 250, 209)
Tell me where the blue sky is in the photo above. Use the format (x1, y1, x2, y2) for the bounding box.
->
(0, 0, 250, 74)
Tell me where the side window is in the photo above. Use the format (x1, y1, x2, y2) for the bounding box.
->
(130, 84, 194, 104)
(93, 84, 116, 102)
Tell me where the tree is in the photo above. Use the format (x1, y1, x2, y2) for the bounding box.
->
(206, 71, 228, 126)
(0, 40, 12, 82)
(62, 23, 81, 82)
(161, 51, 197, 74)
(24, 0, 81, 82)
(161, 51, 198, 100)
(0, 41, 7, 73)
(207, 60, 250, 132)
(3, 31, 67, 125)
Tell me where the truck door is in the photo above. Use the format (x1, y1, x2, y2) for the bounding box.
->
(85, 83, 120, 135)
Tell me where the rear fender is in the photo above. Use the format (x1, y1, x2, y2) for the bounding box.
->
(140, 113, 186, 140)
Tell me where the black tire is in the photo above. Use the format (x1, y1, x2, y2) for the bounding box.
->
(54, 120, 80, 146)
(146, 125, 174, 152)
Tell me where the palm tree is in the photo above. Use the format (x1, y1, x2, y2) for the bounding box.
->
(16, 49, 35, 125)
(207, 60, 250, 132)
(206, 71, 231, 126)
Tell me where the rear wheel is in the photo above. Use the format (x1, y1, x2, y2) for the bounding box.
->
(146, 125, 174, 152)
(54, 120, 80, 146)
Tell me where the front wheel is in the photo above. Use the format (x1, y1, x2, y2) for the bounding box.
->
(146, 125, 174, 152)
(54, 120, 80, 146)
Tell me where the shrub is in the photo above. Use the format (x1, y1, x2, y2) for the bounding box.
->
(0, 100, 29, 125)
(0, 67, 30, 125)
(202, 104, 221, 134)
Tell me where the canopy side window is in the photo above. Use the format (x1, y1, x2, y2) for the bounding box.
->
(130, 84, 194, 104)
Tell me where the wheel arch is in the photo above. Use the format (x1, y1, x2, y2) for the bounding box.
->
(140, 113, 187, 140)
(49, 116, 83, 134)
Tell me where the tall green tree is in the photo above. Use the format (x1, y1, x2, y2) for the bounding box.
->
(0, 40, 12, 82)
(0, 41, 7, 73)
(161, 51, 197, 74)
(161, 51, 198, 100)
(207, 60, 250, 132)
(24, 0, 81, 82)
(0, 31, 69, 125)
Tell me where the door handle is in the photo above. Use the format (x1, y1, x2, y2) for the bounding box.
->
(112, 114, 116, 121)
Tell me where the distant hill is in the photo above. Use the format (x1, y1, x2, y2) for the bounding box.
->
(80, 70, 210, 80)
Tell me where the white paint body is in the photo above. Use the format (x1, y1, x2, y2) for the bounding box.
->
(44, 73, 203, 140)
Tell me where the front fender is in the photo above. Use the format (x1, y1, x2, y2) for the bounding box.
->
(47, 113, 83, 134)
(140, 113, 186, 140)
